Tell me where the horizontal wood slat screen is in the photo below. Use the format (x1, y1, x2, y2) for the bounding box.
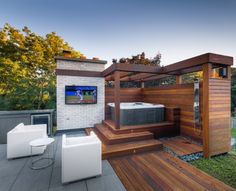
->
(105, 88, 142, 119)
(142, 84, 202, 142)
(208, 78, 231, 156)
(105, 80, 231, 146)
(105, 84, 202, 142)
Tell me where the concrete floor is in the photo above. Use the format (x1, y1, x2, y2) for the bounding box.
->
(0, 132, 126, 191)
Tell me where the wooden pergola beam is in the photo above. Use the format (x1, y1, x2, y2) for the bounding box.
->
(120, 72, 134, 80)
(176, 75, 182, 84)
(116, 63, 161, 74)
(142, 74, 170, 82)
(103, 63, 161, 77)
(167, 65, 203, 75)
(103, 64, 116, 77)
(121, 73, 171, 82)
(121, 73, 155, 81)
(163, 53, 232, 74)
(106, 71, 132, 81)
(103, 53, 233, 81)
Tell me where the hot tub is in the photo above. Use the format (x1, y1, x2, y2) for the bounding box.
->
(108, 102, 164, 126)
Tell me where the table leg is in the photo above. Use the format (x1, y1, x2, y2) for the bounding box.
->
(30, 146, 33, 167)
(30, 143, 54, 170)
(48, 145, 50, 165)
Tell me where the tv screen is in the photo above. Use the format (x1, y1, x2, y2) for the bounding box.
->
(65, 86, 97, 104)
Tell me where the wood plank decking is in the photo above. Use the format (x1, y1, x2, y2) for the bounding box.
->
(109, 151, 235, 191)
(160, 136, 203, 156)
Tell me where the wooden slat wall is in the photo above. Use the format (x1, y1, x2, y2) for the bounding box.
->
(105, 80, 231, 149)
(208, 78, 231, 156)
(142, 84, 203, 142)
(105, 88, 142, 119)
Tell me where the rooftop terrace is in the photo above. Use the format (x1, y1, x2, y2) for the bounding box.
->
(1, 131, 235, 191)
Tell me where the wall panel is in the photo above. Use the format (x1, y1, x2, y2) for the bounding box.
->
(105, 88, 142, 119)
(143, 84, 202, 142)
(208, 78, 231, 156)
(105, 79, 231, 148)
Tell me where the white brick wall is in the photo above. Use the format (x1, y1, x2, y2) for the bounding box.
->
(57, 60, 104, 72)
(56, 60, 105, 130)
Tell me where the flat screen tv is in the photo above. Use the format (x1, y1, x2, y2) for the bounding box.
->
(65, 86, 97, 104)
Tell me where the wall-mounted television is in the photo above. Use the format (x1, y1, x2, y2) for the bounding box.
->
(65, 86, 97, 104)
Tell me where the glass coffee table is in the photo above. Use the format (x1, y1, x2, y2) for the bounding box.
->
(29, 137, 55, 170)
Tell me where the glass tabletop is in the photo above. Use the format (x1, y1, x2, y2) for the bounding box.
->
(29, 137, 55, 147)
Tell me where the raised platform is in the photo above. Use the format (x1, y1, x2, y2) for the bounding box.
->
(85, 118, 181, 159)
(95, 123, 154, 145)
(160, 136, 203, 156)
(85, 124, 163, 159)
(102, 139, 163, 159)
(103, 119, 177, 138)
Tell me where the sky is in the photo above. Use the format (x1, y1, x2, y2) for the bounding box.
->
(0, 0, 236, 67)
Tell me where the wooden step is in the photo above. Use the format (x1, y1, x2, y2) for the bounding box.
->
(102, 139, 163, 159)
(95, 124, 154, 145)
(103, 119, 174, 135)
(85, 128, 163, 159)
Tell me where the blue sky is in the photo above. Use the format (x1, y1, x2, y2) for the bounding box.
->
(0, 0, 235, 66)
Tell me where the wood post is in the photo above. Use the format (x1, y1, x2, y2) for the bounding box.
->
(227, 66, 231, 80)
(165, 107, 180, 135)
(227, 65, 231, 149)
(176, 75, 182, 84)
(114, 71, 120, 129)
(202, 63, 212, 158)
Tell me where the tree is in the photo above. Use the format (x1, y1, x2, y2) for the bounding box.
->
(232, 68, 236, 112)
(182, 71, 203, 84)
(0, 23, 81, 110)
(106, 52, 162, 88)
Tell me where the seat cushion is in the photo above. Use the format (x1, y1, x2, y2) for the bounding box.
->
(65, 136, 97, 146)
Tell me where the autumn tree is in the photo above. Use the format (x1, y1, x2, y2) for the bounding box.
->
(0, 23, 81, 110)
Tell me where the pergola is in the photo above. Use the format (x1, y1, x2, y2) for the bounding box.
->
(56, 52, 233, 158)
(102, 53, 233, 129)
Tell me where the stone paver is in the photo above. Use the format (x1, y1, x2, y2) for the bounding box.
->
(0, 131, 126, 191)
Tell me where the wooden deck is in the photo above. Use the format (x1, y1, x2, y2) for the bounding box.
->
(109, 151, 235, 191)
(102, 139, 162, 160)
(160, 136, 203, 156)
(95, 123, 154, 144)
(85, 117, 188, 159)
(85, 127, 163, 159)
(104, 119, 177, 137)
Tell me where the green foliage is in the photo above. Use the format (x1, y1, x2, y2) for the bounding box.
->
(190, 153, 236, 189)
(182, 71, 203, 84)
(0, 23, 81, 110)
(231, 68, 236, 112)
(232, 87, 236, 112)
(144, 71, 203, 88)
(144, 76, 176, 87)
(191, 129, 236, 188)
(232, 128, 236, 138)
